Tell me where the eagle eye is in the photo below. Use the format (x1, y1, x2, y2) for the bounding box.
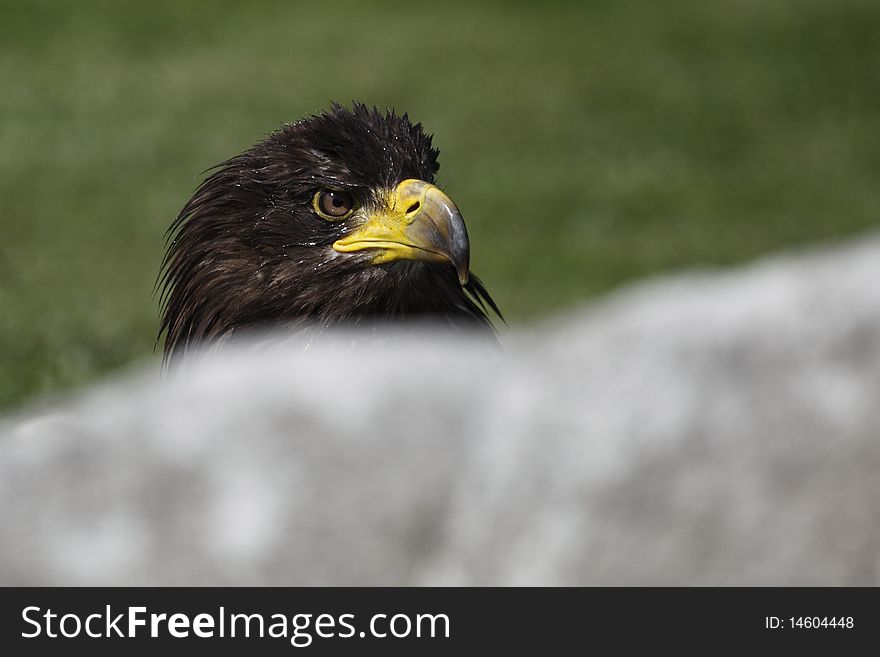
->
(313, 189, 355, 220)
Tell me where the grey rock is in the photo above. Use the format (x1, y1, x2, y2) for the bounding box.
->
(2, 236, 879, 585)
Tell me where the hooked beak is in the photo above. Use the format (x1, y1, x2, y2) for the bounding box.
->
(332, 178, 471, 285)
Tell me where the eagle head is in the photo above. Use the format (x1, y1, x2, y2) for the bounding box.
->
(158, 102, 499, 359)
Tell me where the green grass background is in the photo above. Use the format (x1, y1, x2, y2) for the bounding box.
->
(1, 0, 878, 410)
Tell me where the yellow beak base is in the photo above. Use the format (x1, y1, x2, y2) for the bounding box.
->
(332, 179, 470, 285)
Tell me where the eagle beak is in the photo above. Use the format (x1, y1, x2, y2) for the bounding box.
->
(332, 179, 471, 285)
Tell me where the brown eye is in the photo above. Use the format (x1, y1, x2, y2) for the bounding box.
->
(313, 189, 355, 220)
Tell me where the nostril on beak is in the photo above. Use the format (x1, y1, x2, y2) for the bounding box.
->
(405, 201, 421, 216)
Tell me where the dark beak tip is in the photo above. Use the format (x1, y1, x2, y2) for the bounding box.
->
(450, 253, 469, 286)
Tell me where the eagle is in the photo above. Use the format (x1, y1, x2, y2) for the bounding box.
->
(158, 103, 500, 359)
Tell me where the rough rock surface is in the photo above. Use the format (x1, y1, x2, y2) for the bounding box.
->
(2, 236, 879, 585)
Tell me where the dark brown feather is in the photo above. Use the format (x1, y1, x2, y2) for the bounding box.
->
(158, 103, 500, 360)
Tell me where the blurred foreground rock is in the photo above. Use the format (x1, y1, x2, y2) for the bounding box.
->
(2, 236, 880, 585)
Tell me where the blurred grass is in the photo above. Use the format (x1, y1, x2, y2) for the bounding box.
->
(1, 0, 879, 410)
